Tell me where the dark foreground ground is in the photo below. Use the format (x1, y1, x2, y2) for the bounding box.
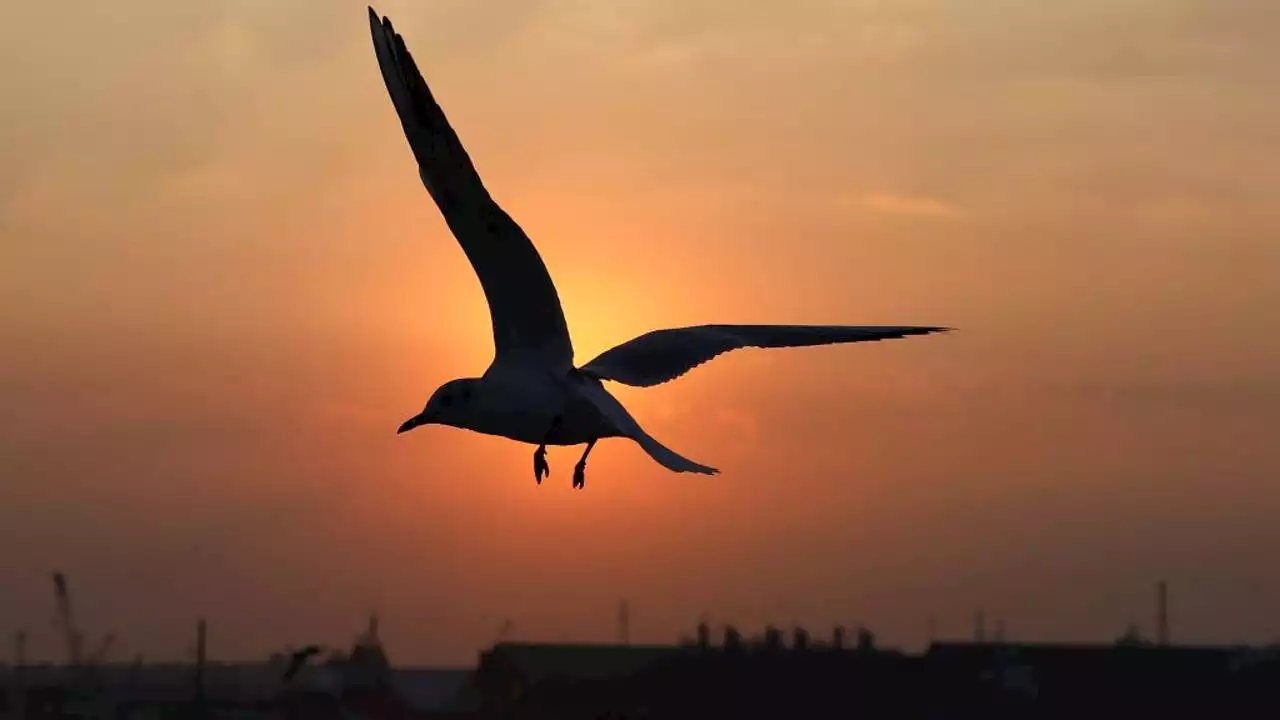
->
(6, 640, 1280, 718)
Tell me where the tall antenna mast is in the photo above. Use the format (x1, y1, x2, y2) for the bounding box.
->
(1157, 580, 1169, 646)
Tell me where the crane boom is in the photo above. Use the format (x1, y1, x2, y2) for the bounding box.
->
(52, 571, 83, 666)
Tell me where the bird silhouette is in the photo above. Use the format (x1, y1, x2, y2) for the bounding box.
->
(368, 7, 951, 489)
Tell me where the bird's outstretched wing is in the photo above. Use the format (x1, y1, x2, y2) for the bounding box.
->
(580, 324, 951, 387)
(368, 7, 574, 369)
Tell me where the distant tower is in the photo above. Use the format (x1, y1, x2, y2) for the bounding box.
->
(832, 625, 846, 649)
(1157, 581, 1169, 646)
(618, 600, 630, 645)
(927, 616, 937, 645)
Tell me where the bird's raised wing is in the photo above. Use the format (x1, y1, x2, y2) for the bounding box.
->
(580, 324, 951, 387)
(368, 7, 573, 369)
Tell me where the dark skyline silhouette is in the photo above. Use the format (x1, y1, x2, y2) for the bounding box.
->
(2, 0, 1278, 667)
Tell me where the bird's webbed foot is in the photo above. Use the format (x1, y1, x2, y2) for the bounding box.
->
(533, 445, 549, 485)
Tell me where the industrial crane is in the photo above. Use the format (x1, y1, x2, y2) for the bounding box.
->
(52, 571, 84, 667)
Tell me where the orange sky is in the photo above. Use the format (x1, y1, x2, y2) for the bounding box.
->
(2, 0, 1279, 665)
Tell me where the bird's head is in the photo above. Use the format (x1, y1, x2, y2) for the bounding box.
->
(397, 377, 480, 433)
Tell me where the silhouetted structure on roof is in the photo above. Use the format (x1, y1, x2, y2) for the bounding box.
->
(762, 625, 783, 652)
(792, 627, 810, 651)
(723, 625, 742, 651)
(694, 620, 711, 649)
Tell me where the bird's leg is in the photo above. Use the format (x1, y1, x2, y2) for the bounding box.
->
(533, 415, 563, 485)
(572, 439, 597, 490)
(533, 446, 549, 485)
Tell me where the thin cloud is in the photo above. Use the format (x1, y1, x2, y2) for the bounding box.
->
(856, 193, 957, 217)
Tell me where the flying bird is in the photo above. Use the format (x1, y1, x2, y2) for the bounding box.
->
(281, 644, 325, 682)
(367, 7, 950, 489)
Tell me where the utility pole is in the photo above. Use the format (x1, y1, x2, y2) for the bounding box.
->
(193, 618, 208, 718)
(13, 629, 26, 668)
(618, 600, 630, 645)
(10, 629, 26, 720)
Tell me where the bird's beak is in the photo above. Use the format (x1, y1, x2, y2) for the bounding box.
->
(397, 413, 429, 434)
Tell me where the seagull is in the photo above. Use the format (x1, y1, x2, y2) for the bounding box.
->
(368, 7, 951, 490)
(281, 644, 325, 682)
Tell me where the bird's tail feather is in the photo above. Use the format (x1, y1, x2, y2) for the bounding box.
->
(631, 430, 720, 475)
(576, 376, 719, 475)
